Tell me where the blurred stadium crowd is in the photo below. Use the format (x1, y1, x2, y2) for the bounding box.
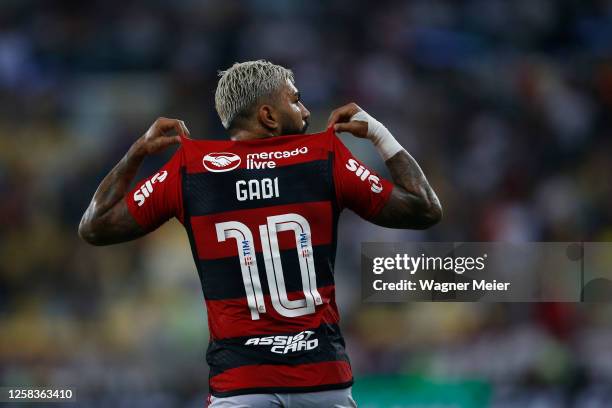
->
(1, 0, 612, 407)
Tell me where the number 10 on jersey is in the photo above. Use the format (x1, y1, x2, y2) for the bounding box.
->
(215, 213, 322, 320)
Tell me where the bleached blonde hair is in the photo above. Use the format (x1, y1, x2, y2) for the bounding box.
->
(215, 60, 295, 129)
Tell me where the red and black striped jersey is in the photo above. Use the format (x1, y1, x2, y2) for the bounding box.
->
(125, 127, 392, 397)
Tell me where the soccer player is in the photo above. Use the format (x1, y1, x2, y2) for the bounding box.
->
(79, 60, 442, 407)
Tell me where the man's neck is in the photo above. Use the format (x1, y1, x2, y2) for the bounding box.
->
(229, 127, 278, 141)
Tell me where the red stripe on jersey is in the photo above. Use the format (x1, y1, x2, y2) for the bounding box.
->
(210, 360, 352, 393)
(206, 285, 339, 340)
(180, 131, 333, 175)
(191, 201, 333, 260)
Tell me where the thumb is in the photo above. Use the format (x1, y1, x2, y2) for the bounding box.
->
(152, 135, 181, 152)
(162, 135, 181, 146)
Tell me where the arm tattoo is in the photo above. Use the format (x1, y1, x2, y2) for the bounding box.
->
(78, 141, 147, 245)
(373, 150, 442, 229)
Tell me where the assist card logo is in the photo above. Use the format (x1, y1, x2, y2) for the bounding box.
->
(203, 152, 241, 172)
(244, 330, 318, 354)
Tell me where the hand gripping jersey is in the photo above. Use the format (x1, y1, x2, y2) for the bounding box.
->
(126, 127, 393, 397)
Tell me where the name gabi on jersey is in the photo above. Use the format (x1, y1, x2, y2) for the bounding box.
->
(346, 159, 383, 193)
(244, 330, 318, 354)
(236, 177, 279, 201)
(133, 171, 168, 206)
(246, 147, 308, 169)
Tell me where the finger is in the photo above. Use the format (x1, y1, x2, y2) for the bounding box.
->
(327, 108, 342, 127)
(173, 119, 190, 137)
(179, 120, 190, 138)
(172, 120, 185, 137)
(155, 117, 175, 131)
(327, 103, 361, 127)
(158, 134, 181, 146)
(334, 121, 365, 135)
(156, 118, 184, 136)
(327, 107, 353, 127)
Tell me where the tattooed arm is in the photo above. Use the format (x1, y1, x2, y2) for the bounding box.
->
(328, 103, 442, 229)
(78, 117, 189, 245)
(373, 150, 442, 228)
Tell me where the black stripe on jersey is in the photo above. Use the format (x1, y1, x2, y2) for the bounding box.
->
(199, 245, 335, 300)
(328, 151, 340, 275)
(206, 322, 350, 378)
(181, 166, 207, 290)
(183, 158, 333, 216)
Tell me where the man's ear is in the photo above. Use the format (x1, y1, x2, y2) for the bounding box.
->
(258, 104, 278, 131)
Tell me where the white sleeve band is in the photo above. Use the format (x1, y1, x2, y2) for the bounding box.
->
(350, 110, 404, 161)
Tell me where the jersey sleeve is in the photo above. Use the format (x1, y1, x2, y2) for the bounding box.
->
(125, 146, 184, 230)
(331, 134, 393, 220)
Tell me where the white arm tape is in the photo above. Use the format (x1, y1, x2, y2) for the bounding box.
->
(350, 110, 403, 161)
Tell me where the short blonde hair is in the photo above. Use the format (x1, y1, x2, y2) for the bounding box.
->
(215, 60, 295, 129)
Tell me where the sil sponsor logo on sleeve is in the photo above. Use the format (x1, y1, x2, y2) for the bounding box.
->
(133, 170, 168, 207)
(346, 158, 383, 193)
